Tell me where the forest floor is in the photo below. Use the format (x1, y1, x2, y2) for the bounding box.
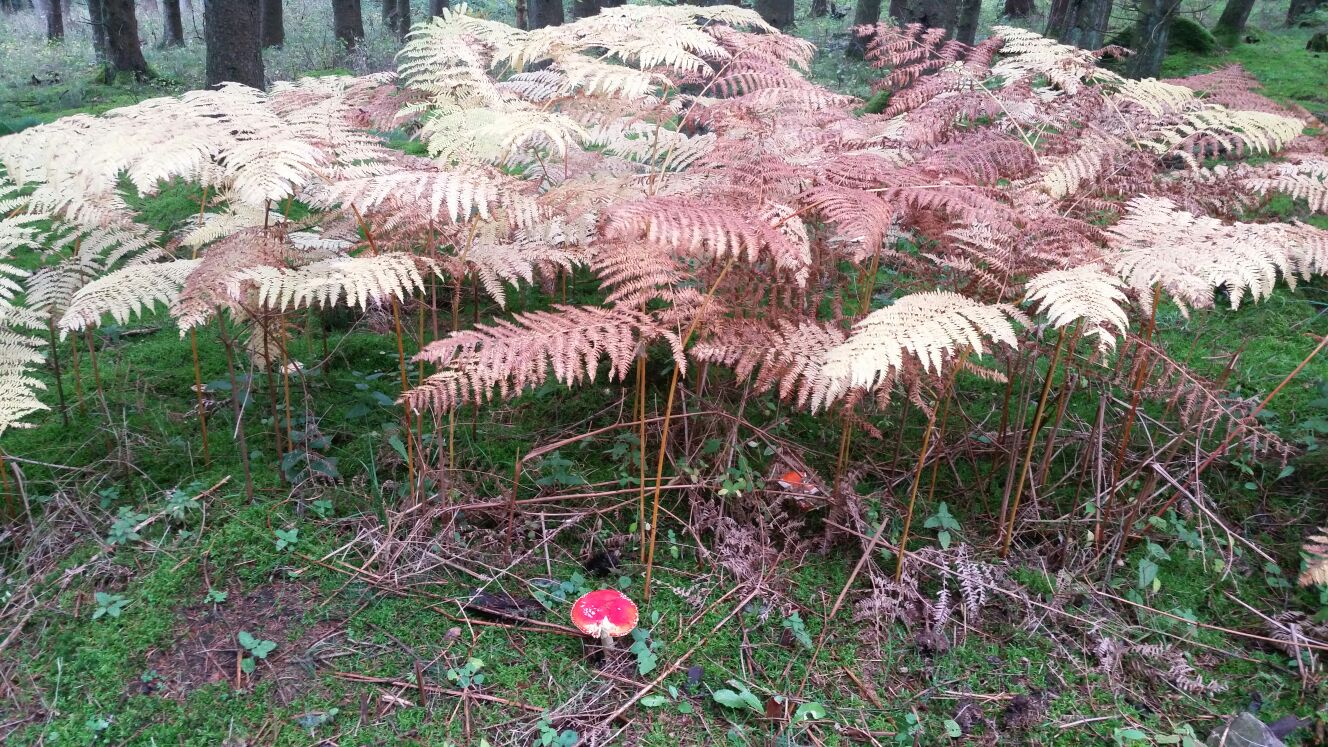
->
(3, 3, 1328, 747)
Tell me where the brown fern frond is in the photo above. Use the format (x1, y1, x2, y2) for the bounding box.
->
(405, 305, 682, 413)
(691, 319, 845, 409)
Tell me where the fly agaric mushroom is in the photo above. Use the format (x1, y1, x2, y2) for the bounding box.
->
(570, 589, 638, 651)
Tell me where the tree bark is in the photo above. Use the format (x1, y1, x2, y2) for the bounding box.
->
(396, 0, 411, 35)
(333, 0, 365, 50)
(846, 0, 882, 57)
(46, 0, 63, 40)
(755, 0, 794, 28)
(888, 0, 959, 32)
(261, 0, 284, 47)
(1003, 0, 1035, 17)
(102, 0, 151, 79)
(1126, 0, 1182, 78)
(429, 0, 447, 16)
(955, 0, 981, 44)
(1213, 0, 1254, 39)
(163, 0, 185, 46)
(810, 0, 828, 18)
(88, 0, 107, 60)
(381, 0, 397, 33)
(573, 0, 598, 18)
(1288, 0, 1326, 25)
(205, 0, 264, 88)
(527, 0, 563, 28)
(1045, 0, 1112, 49)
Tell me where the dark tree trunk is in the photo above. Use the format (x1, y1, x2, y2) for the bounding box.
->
(846, 0, 882, 57)
(1045, 0, 1112, 49)
(396, 0, 410, 35)
(333, 0, 365, 50)
(102, 0, 151, 79)
(1212, 0, 1254, 40)
(88, 0, 108, 60)
(527, 0, 563, 28)
(755, 0, 794, 28)
(381, 0, 397, 34)
(889, 0, 959, 32)
(261, 0, 284, 47)
(205, 0, 264, 88)
(429, 0, 447, 15)
(810, 0, 828, 18)
(1288, 0, 1326, 25)
(46, 0, 63, 40)
(1003, 0, 1035, 18)
(955, 0, 981, 44)
(1125, 0, 1182, 78)
(163, 0, 185, 46)
(573, 0, 598, 18)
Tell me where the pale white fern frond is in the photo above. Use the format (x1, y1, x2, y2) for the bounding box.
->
(0, 302, 49, 437)
(819, 292, 1026, 406)
(1301, 527, 1328, 587)
(1244, 161, 1328, 214)
(1024, 266, 1130, 351)
(59, 259, 203, 332)
(227, 252, 438, 312)
(421, 106, 589, 165)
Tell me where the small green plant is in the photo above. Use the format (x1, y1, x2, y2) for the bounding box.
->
(310, 497, 334, 518)
(446, 656, 485, 688)
(92, 592, 129, 620)
(536, 716, 578, 747)
(531, 573, 591, 609)
(781, 611, 813, 650)
(237, 631, 277, 674)
(640, 682, 696, 714)
(165, 482, 202, 522)
(534, 451, 587, 488)
(924, 501, 961, 549)
(204, 588, 228, 605)
(712, 679, 764, 713)
(274, 527, 298, 551)
(895, 710, 923, 744)
(106, 507, 149, 545)
(629, 614, 663, 675)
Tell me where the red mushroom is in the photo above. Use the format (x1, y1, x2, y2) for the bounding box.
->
(570, 589, 638, 651)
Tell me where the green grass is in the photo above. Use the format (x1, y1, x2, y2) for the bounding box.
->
(1162, 26, 1328, 114)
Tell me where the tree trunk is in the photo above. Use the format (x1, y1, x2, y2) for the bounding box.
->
(1288, 0, 1326, 25)
(381, 0, 397, 34)
(1126, 0, 1182, 78)
(1045, 0, 1112, 49)
(846, 0, 882, 57)
(955, 0, 981, 44)
(333, 0, 365, 50)
(46, 0, 63, 40)
(163, 0, 185, 46)
(102, 0, 151, 79)
(396, 0, 410, 35)
(573, 0, 598, 18)
(889, 0, 959, 32)
(88, 0, 107, 60)
(205, 0, 264, 88)
(755, 0, 794, 28)
(429, 0, 447, 16)
(527, 0, 563, 28)
(261, 0, 284, 47)
(810, 0, 828, 18)
(1003, 0, 1035, 17)
(1212, 0, 1254, 40)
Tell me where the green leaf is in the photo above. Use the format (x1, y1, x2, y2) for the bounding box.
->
(677, 701, 694, 714)
(943, 719, 962, 738)
(793, 702, 827, 723)
(639, 695, 668, 708)
(241, 657, 256, 674)
(1137, 558, 1159, 590)
(1115, 728, 1148, 743)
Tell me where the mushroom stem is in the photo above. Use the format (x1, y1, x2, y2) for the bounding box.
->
(601, 629, 614, 651)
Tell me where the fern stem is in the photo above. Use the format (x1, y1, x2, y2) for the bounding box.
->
(45, 319, 68, 427)
(897, 352, 966, 580)
(216, 314, 254, 502)
(635, 353, 648, 562)
(278, 316, 294, 455)
(1099, 284, 1161, 547)
(263, 317, 285, 471)
(85, 329, 104, 410)
(1034, 321, 1084, 489)
(1000, 327, 1069, 558)
(643, 256, 736, 601)
(69, 330, 85, 415)
(191, 328, 211, 465)
(391, 297, 416, 501)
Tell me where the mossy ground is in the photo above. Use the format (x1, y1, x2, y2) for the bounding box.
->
(4, 3, 1328, 746)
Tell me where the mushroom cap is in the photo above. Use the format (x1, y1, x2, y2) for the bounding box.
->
(777, 470, 804, 487)
(570, 589, 639, 638)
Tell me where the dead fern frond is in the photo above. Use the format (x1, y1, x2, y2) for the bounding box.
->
(1024, 266, 1130, 351)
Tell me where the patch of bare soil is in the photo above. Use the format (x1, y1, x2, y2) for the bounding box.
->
(140, 581, 346, 704)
